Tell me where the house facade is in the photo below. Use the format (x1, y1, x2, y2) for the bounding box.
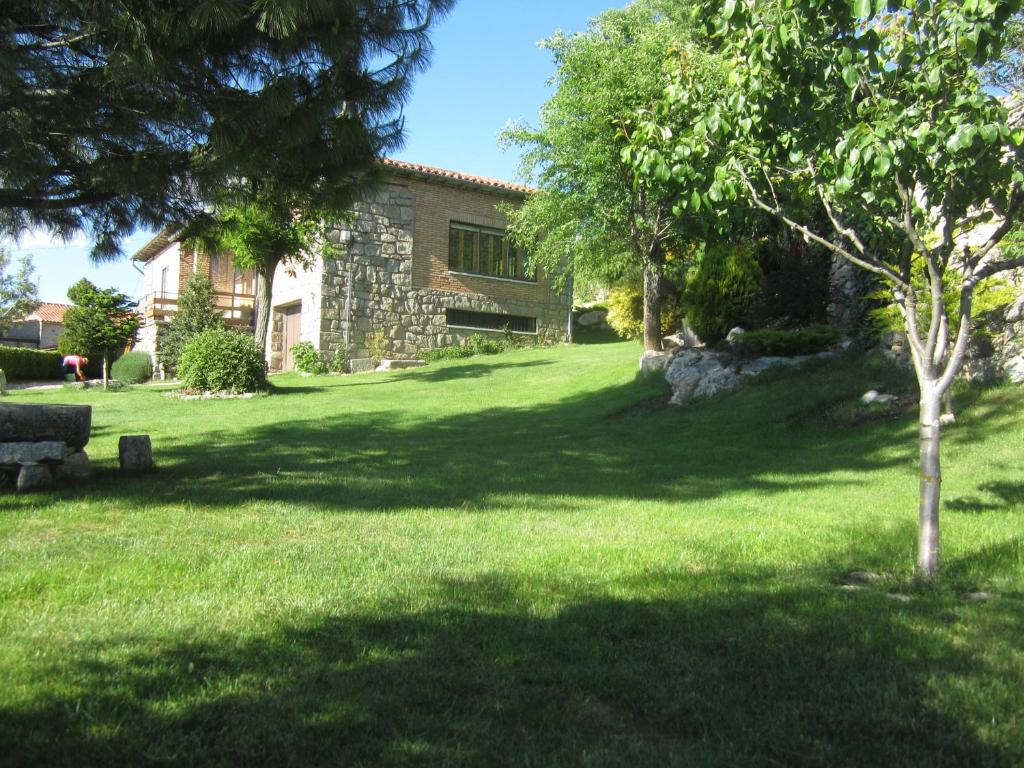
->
(132, 160, 570, 370)
(0, 302, 70, 349)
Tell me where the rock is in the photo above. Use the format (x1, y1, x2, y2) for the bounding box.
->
(726, 327, 746, 347)
(0, 404, 91, 449)
(1006, 295, 1024, 323)
(17, 462, 52, 492)
(639, 350, 673, 377)
(576, 309, 608, 327)
(861, 390, 896, 405)
(376, 359, 427, 371)
(118, 435, 153, 475)
(1006, 355, 1024, 384)
(347, 357, 376, 374)
(0, 441, 65, 465)
(53, 450, 91, 482)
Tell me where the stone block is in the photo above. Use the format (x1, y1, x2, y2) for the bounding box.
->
(0, 441, 66, 465)
(17, 463, 52, 492)
(53, 450, 91, 482)
(348, 358, 377, 374)
(376, 359, 427, 371)
(0, 404, 91, 449)
(119, 435, 153, 475)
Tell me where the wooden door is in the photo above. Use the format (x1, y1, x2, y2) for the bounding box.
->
(283, 305, 301, 371)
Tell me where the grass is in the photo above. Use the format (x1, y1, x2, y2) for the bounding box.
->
(1, 340, 1022, 767)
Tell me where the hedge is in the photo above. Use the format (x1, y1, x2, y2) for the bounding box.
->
(0, 347, 63, 381)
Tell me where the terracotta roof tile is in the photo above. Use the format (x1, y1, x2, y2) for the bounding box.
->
(381, 158, 534, 195)
(27, 302, 71, 323)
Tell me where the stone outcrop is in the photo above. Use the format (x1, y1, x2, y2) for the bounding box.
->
(664, 348, 832, 405)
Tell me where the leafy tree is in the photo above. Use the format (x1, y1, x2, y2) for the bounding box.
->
(982, 11, 1024, 92)
(187, 191, 345, 352)
(59, 279, 140, 388)
(630, 0, 1024, 578)
(157, 274, 223, 373)
(1, 0, 454, 259)
(0, 249, 39, 335)
(501, 1, 726, 351)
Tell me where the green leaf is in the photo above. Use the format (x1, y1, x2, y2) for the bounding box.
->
(842, 65, 859, 89)
(722, 0, 737, 21)
(873, 153, 891, 176)
(690, 190, 702, 212)
(851, 0, 872, 17)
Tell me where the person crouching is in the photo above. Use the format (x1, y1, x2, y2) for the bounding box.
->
(62, 354, 89, 381)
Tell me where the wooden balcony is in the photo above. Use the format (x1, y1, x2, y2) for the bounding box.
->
(140, 292, 255, 328)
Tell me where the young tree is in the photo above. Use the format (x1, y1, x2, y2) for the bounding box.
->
(630, 0, 1024, 578)
(0, 249, 39, 335)
(60, 279, 140, 388)
(157, 274, 223, 374)
(501, 1, 726, 351)
(1, 0, 453, 259)
(186, 190, 347, 352)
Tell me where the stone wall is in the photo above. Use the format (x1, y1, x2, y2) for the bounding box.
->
(316, 180, 569, 362)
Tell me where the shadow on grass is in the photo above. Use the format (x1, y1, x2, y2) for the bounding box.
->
(4, 360, 921, 515)
(2, 563, 1018, 767)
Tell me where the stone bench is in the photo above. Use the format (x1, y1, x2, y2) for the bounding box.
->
(0, 404, 92, 491)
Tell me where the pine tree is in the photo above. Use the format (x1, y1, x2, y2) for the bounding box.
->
(1, 0, 454, 259)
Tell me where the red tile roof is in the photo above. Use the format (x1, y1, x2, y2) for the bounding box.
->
(27, 302, 71, 323)
(381, 158, 534, 195)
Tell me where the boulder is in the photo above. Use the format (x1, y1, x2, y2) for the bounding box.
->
(0, 441, 65, 465)
(1006, 354, 1024, 384)
(861, 390, 896, 405)
(53, 450, 91, 482)
(17, 462, 52, 492)
(0, 404, 91, 449)
(576, 309, 608, 327)
(119, 435, 153, 475)
(639, 350, 673, 377)
(725, 327, 746, 348)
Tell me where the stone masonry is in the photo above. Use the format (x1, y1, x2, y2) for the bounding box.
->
(309, 175, 569, 364)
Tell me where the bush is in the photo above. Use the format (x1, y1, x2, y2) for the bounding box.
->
(178, 328, 267, 393)
(736, 325, 842, 356)
(291, 341, 330, 375)
(110, 351, 153, 383)
(0, 347, 62, 381)
(685, 242, 764, 345)
(605, 278, 686, 341)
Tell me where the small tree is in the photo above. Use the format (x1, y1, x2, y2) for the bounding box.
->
(631, 0, 1024, 578)
(60, 279, 140, 388)
(501, 1, 727, 351)
(0, 249, 39, 336)
(158, 274, 223, 373)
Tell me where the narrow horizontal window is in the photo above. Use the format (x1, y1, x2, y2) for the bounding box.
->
(445, 309, 537, 334)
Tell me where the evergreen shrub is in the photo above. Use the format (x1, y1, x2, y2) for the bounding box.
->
(178, 328, 266, 393)
(110, 351, 153, 383)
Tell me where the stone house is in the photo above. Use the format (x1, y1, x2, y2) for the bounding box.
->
(0, 302, 71, 349)
(132, 159, 570, 370)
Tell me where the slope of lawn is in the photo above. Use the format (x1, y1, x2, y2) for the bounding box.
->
(1, 340, 1022, 767)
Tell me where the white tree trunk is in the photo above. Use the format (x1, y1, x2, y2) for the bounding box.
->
(917, 382, 942, 579)
(102, 352, 109, 390)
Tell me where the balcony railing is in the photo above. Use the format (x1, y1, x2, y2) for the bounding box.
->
(140, 291, 256, 327)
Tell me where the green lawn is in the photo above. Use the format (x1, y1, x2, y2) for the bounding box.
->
(1, 341, 1022, 767)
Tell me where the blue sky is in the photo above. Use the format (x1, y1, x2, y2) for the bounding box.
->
(5, 0, 621, 304)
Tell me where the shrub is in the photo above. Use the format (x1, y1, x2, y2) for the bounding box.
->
(421, 331, 530, 362)
(685, 241, 764, 345)
(605, 278, 686, 341)
(291, 341, 329, 375)
(0, 347, 62, 381)
(110, 351, 153, 383)
(178, 328, 266, 393)
(364, 329, 389, 364)
(736, 325, 842, 356)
